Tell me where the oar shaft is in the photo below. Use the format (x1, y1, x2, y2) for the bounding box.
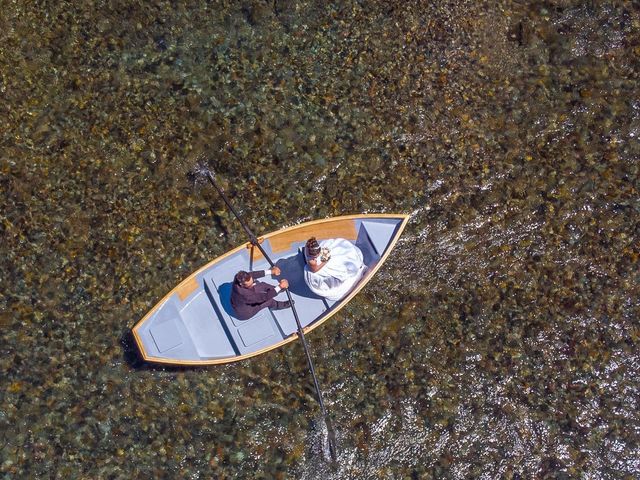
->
(205, 170, 337, 462)
(283, 287, 338, 461)
(205, 172, 275, 267)
(205, 172, 260, 246)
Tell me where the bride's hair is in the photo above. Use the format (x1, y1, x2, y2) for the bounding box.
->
(305, 237, 321, 256)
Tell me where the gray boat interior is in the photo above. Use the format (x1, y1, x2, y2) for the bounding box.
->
(136, 218, 402, 362)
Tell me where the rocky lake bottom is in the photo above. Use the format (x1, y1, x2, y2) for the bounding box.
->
(1, 1, 639, 478)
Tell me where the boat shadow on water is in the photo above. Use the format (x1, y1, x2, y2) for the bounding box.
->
(120, 328, 148, 369)
(121, 328, 215, 372)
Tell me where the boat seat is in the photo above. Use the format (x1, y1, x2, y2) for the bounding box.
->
(236, 310, 276, 348)
(360, 220, 397, 257)
(203, 274, 279, 354)
(180, 290, 236, 359)
(149, 301, 184, 353)
(356, 222, 381, 266)
(270, 294, 328, 336)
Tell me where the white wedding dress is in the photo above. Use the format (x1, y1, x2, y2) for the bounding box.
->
(304, 238, 366, 301)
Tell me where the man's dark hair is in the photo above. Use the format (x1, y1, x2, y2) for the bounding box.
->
(306, 237, 321, 256)
(235, 270, 251, 285)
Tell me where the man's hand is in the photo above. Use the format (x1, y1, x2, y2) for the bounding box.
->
(271, 266, 281, 276)
(279, 279, 289, 289)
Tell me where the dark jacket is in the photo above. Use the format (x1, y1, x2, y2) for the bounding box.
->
(230, 270, 278, 319)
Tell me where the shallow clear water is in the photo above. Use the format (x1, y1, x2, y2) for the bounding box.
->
(1, 1, 639, 478)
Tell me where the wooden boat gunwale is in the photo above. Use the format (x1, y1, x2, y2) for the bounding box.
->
(132, 213, 410, 366)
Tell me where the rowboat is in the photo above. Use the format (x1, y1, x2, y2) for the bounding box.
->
(132, 213, 409, 366)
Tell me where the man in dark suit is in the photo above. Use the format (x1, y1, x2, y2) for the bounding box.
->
(230, 266, 291, 320)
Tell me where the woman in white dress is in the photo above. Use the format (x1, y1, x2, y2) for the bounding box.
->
(303, 237, 366, 301)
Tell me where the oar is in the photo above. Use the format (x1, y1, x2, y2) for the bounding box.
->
(204, 170, 338, 463)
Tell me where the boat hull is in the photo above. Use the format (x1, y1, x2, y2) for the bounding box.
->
(132, 214, 409, 366)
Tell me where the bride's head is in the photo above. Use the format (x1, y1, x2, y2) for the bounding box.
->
(305, 237, 321, 257)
